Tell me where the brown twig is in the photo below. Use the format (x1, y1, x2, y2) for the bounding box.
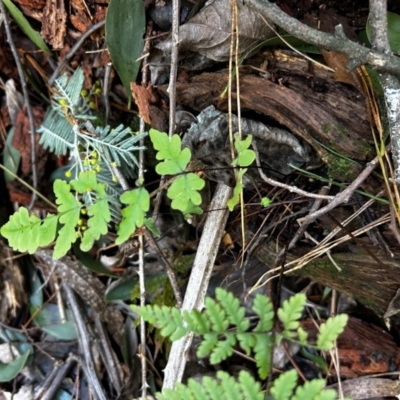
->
(245, 0, 400, 76)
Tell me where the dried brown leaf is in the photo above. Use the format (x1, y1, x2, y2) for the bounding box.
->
(156, 0, 274, 61)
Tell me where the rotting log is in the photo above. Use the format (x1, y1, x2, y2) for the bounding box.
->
(255, 241, 400, 318)
(159, 49, 375, 182)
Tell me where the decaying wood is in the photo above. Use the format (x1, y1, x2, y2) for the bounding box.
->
(302, 317, 400, 378)
(256, 241, 400, 318)
(160, 49, 374, 181)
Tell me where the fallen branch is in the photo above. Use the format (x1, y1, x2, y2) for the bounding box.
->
(244, 0, 400, 77)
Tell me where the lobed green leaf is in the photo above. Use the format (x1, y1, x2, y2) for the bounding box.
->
(317, 314, 348, 351)
(270, 369, 297, 400)
(116, 187, 150, 244)
(278, 293, 306, 337)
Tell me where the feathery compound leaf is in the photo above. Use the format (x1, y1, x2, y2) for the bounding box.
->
(238, 370, 264, 400)
(253, 333, 272, 379)
(80, 199, 111, 252)
(197, 332, 219, 358)
(278, 293, 306, 337)
(291, 379, 329, 400)
(209, 332, 236, 364)
(218, 371, 242, 400)
(215, 288, 248, 331)
(252, 293, 274, 332)
(133, 304, 189, 341)
(317, 314, 348, 351)
(53, 179, 81, 259)
(270, 369, 297, 400)
(204, 297, 228, 332)
(1, 208, 58, 254)
(183, 309, 211, 334)
(116, 187, 150, 244)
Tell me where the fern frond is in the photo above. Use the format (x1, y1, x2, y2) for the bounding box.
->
(215, 287, 248, 331)
(0, 208, 58, 254)
(209, 333, 236, 364)
(317, 314, 348, 350)
(183, 309, 211, 334)
(270, 369, 297, 400)
(291, 379, 329, 400)
(53, 67, 84, 108)
(80, 199, 111, 252)
(252, 293, 274, 332)
(53, 179, 81, 258)
(237, 370, 264, 400)
(116, 187, 150, 244)
(278, 293, 306, 338)
(204, 297, 228, 332)
(217, 371, 243, 400)
(132, 304, 189, 341)
(150, 129, 205, 217)
(253, 333, 272, 379)
(82, 124, 146, 176)
(196, 332, 219, 358)
(38, 109, 75, 155)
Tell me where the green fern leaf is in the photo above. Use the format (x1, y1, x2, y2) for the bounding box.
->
(252, 293, 274, 332)
(150, 130, 190, 173)
(116, 187, 150, 244)
(218, 371, 242, 400)
(183, 309, 211, 334)
(204, 297, 228, 332)
(278, 293, 306, 338)
(238, 370, 264, 400)
(80, 199, 111, 251)
(215, 288, 248, 331)
(317, 314, 348, 351)
(270, 369, 297, 400)
(197, 332, 219, 358)
(297, 326, 308, 345)
(187, 378, 209, 400)
(232, 134, 256, 167)
(167, 173, 205, 212)
(227, 168, 246, 211)
(253, 333, 272, 379)
(203, 375, 225, 400)
(209, 333, 236, 364)
(237, 332, 256, 355)
(53, 179, 81, 259)
(0, 208, 58, 254)
(133, 304, 189, 341)
(291, 379, 328, 400)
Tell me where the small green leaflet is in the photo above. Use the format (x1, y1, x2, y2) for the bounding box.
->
(167, 173, 205, 214)
(116, 187, 150, 244)
(149, 129, 205, 217)
(0, 208, 58, 254)
(227, 168, 246, 211)
(317, 314, 348, 350)
(150, 129, 191, 174)
(53, 179, 81, 259)
(232, 133, 256, 167)
(80, 199, 111, 251)
(227, 134, 256, 210)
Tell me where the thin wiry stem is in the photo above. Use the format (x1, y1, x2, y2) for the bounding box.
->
(167, 0, 180, 138)
(0, 0, 38, 207)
